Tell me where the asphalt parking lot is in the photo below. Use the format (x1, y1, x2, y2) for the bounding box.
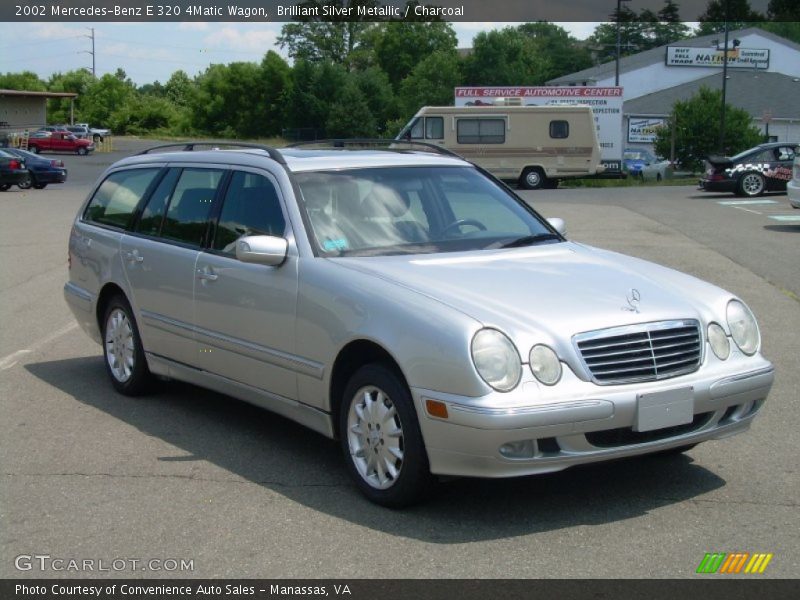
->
(1, 139, 799, 579)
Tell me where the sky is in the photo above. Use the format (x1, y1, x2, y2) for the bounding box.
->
(0, 21, 602, 86)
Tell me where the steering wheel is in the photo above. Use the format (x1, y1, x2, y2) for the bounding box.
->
(441, 219, 488, 237)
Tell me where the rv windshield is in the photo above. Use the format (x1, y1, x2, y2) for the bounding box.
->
(295, 166, 561, 257)
(397, 117, 423, 140)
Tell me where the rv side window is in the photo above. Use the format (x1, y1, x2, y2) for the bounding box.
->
(550, 120, 569, 139)
(425, 117, 443, 139)
(456, 118, 505, 144)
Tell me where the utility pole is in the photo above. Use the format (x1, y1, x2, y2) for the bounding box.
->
(719, 1, 729, 153)
(615, 0, 632, 86)
(82, 27, 96, 78)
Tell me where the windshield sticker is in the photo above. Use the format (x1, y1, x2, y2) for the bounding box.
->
(322, 238, 349, 251)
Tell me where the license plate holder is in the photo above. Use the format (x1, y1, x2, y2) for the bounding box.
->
(635, 387, 694, 432)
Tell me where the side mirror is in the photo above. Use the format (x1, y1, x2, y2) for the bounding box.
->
(547, 217, 566, 236)
(235, 235, 288, 267)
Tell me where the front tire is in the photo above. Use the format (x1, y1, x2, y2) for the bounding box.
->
(29, 146, 39, 154)
(339, 364, 434, 507)
(77, 147, 88, 156)
(737, 172, 765, 197)
(102, 295, 152, 396)
(0, 184, 10, 191)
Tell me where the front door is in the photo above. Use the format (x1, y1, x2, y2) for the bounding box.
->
(193, 168, 300, 401)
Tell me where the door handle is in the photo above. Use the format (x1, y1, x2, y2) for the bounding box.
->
(124, 250, 144, 263)
(196, 268, 218, 282)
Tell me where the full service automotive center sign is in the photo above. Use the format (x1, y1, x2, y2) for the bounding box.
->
(455, 86, 624, 172)
(666, 46, 770, 69)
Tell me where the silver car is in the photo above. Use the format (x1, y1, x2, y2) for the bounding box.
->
(65, 141, 774, 506)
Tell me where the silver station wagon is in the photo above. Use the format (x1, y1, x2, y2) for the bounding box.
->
(65, 141, 774, 506)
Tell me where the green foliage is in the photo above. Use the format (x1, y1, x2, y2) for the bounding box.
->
(80, 74, 136, 126)
(517, 23, 593, 82)
(109, 95, 180, 135)
(370, 21, 457, 87)
(589, 1, 691, 63)
(46, 69, 95, 123)
(190, 62, 267, 138)
(326, 79, 378, 137)
(0, 71, 47, 91)
(653, 87, 763, 172)
(464, 27, 552, 86)
(695, 0, 765, 35)
(398, 50, 461, 116)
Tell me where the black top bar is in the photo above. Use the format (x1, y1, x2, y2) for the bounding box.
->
(286, 138, 464, 159)
(138, 141, 287, 165)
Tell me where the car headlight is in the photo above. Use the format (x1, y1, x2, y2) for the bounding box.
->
(471, 329, 521, 392)
(726, 300, 760, 355)
(707, 322, 730, 360)
(529, 344, 562, 385)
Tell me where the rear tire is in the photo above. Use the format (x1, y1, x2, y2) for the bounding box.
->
(339, 363, 434, 507)
(737, 172, 765, 197)
(102, 295, 152, 396)
(17, 173, 33, 190)
(519, 167, 547, 190)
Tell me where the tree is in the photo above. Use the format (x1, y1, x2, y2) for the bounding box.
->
(326, 79, 378, 137)
(517, 22, 593, 81)
(164, 70, 194, 107)
(653, 87, 762, 171)
(398, 50, 461, 117)
(277, 0, 379, 68)
(463, 27, 551, 86)
(0, 71, 46, 91)
(46, 69, 95, 123)
(260, 51, 292, 136)
(369, 21, 457, 87)
(696, 0, 764, 35)
(80, 73, 136, 126)
(109, 95, 179, 135)
(190, 62, 266, 137)
(352, 67, 397, 134)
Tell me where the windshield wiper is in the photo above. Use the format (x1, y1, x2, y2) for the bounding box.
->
(499, 233, 561, 249)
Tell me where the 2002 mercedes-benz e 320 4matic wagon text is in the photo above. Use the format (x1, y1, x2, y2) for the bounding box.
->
(64, 141, 774, 506)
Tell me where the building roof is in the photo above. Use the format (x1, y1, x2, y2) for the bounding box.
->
(547, 27, 800, 85)
(0, 89, 78, 99)
(624, 71, 800, 119)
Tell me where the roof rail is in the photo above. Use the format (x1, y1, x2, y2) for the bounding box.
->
(286, 138, 464, 159)
(138, 141, 286, 165)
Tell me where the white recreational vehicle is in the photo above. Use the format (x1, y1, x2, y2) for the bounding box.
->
(396, 105, 603, 189)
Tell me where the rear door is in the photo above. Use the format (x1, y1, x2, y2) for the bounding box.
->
(121, 166, 225, 366)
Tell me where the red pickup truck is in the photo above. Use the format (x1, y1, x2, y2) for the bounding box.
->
(28, 131, 94, 155)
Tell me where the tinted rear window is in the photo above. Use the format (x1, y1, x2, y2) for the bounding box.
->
(84, 169, 160, 229)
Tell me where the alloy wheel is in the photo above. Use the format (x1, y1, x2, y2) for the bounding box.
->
(105, 308, 135, 383)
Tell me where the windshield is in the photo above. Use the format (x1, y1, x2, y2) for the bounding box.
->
(295, 166, 561, 257)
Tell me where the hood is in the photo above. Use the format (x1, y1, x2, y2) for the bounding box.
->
(331, 242, 727, 357)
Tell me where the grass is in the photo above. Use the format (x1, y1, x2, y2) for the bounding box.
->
(560, 175, 698, 188)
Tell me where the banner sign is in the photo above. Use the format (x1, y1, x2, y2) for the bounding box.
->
(455, 86, 624, 172)
(627, 117, 667, 143)
(665, 47, 770, 69)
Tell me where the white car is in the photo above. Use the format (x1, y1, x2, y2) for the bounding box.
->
(788, 153, 800, 209)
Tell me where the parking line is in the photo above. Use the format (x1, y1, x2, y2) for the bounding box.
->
(717, 200, 780, 206)
(769, 215, 800, 222)
(732, 207, 762, 215)
(0, 322, 78, 371)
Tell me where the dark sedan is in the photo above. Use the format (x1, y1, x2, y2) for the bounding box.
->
(699, 142, 797, 196)
(0, 149, 29, 191)
(2, 148, 67, 189)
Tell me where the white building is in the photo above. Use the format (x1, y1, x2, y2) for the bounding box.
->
(548, 27, 800, 153)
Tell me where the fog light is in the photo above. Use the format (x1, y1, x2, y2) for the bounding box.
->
(499, 440, 535, 459)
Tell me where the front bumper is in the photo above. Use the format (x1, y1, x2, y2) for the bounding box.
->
(413, 357, 773, 478)
(788, 179, 800, 209)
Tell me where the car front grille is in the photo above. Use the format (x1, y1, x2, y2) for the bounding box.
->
(574, 320, 702, 385)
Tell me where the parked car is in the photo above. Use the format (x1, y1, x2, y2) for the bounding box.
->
(64, 125, 91, 139)
(3, 148, 67, 189)
(623, 148, 670, 181)
(75, 123, 111, 143)
(788, 150, 800, 209)
(699, 142, 797, 196)
(0, 148, 29, 191)
(64, 140, 774, 506)
(28, 131, 94, 155)
(37, 125, 69, 133)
